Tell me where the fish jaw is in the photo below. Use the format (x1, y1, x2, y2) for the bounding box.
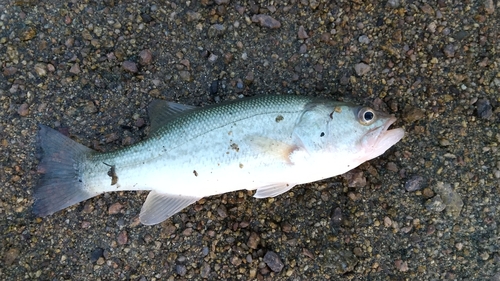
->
(359, 116, 405, 162)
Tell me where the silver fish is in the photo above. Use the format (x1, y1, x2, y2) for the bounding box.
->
(34, 95, 405, 225)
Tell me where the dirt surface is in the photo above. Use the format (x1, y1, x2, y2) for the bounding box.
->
(1, 0, 499, 280)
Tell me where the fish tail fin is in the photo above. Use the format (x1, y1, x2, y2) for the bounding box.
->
(33, 124, 98, 217)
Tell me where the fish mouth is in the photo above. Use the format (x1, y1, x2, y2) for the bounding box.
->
(377, 116, 405, 146)
(364, 116, 405, 158)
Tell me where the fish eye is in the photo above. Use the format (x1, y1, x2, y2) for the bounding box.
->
(358, 107, 376, 125)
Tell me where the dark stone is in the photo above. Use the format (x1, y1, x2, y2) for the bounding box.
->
(90, 248, 104, 263)
(263, 251, 284, 273)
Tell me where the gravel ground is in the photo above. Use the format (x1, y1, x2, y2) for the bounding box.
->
(1, 0, 499, 280)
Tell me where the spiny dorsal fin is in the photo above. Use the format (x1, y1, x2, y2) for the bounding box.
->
(139, 191, 201, 225)
(148, 100, 197, 134)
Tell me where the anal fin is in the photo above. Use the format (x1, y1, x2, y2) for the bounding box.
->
(254, 183, 297, 198)
(140, 191, 201, 225)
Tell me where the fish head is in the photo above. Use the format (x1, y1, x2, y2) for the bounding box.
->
(327, 104, 405, 163)
(290, 101, 404, 182)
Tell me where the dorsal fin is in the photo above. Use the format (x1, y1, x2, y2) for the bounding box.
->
(148, 100, 197, 133)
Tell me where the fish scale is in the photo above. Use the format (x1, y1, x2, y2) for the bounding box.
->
(33, 95, 404, 225)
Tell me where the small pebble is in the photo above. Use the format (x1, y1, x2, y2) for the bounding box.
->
(244, 72, 254, 85)
(176, 264, 187, 276)
(299, 44, 307, 54)
(247, 232, 260, 249)
(117, 230, 128, 245)
(331, 207, 343, 227)
(34, 63, 47, 76)
(135, 118, 145, 128)
(217, 205, 227, 218)
(108, 202, 123, 214)
(354, 63, 370, 76)
(395, 260, 409, 272)
(386, 0, 400, 8)
(17, 104, 29, 117)
(403, 107, 425, 123)
(90, 248, 104, 263)
(21, 26, 36, 41)
(425, 195, 446, 212)
(298, 25, 309, 39)
(476, 98, 493, 119)
(4, 248, 20, 266)
(281, 222, 292, 232)
(210, 80, 219, 95)
(263, 251, 284, 273)
(341, 170, 366, 188)
(420, 3, 435, 15)
(422, 187, 435, 198)
(434, 182, 464, 218)
(186, 11, 201, 21)
(251, 14, 281, 29)
(69, 63, 81, 74)
(208, 53, 218, 62)
(358, 35, 370, 44)
(236, 79, 244, 89)
(384, 216, 392, 227)
(179, 70, 192, 82)
(302, 248, 315, 259)
(200, 262, 210, 278)
(122, 61, 138, 73)
(308, 0, 319, 9)
(484, 0, 495, 14)
(405, 175, 425, 192)
(443, 44, 455, 58)
(3, 66, 17, 76)
(386, 162, 398, 172)
(208, 24, 226, 38)
(139, 50, 152, 65)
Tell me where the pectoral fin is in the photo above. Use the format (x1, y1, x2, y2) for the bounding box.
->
(254, 183, 297, 198)
(140, 191, 201, 225)
(248, 136, 299, 164)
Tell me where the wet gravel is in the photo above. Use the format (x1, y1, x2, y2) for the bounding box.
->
(1, 0, 499, 280)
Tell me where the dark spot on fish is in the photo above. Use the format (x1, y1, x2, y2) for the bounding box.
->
(193, 170, 198, 177)
(230, 143, 239, 152)
(275, 115, 284, 123)
(103, 162, 118, 185)
(320, 132, 325, 137)
(239, 163, 244, 169)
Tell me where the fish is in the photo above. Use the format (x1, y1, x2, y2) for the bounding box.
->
(33, 95, 405, 225)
